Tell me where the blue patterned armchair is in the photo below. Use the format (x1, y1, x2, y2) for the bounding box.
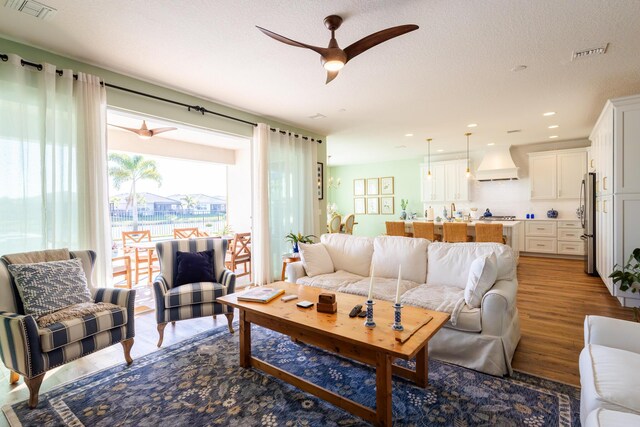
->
(0, 249, 135, 408)
(153, 238, 236, 347)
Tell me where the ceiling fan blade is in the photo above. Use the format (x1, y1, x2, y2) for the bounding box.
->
(344, 24, 419, 62)
(256, 26, 329, 56)
(326, 70, 339, 84)
(108, 124, 144, 135)
(150, 127, 178, 137)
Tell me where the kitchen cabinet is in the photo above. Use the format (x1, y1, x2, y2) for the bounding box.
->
(522, 219, 585, 257)
(557, 220, 585, 256)
(590, 94, 640, 306)
(558, 152, 587, 199)
(420, 159, 469, 203)
(529, 149, 587, 200)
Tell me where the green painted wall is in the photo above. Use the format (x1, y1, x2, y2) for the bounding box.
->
(328, 157, 423, 237)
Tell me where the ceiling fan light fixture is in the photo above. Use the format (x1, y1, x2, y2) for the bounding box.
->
(323, 59, 345, 71)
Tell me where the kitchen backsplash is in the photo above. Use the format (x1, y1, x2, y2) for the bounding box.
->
(422, 178, 583, 220)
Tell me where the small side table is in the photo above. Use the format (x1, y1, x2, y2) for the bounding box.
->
(281, 253, 300, 281)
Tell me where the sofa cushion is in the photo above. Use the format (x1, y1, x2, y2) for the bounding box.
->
(320, 234, 374, 277)
(299, 243, 334, 277)
(296, 270, 363, 291)
(465, 253, 498, 308)
(450, 306, 482, 332)
(585, 408, 640, 427)
(38, 305, 127, 352)
(7, 258, 92, 317)
(371, 236, 429, 284)
(164, 282, 227, 308)
(338, 277, 421, 302)
(400, 283, 467, 326)
(579, 344, 640, 418)
(427, 242, 515, 290)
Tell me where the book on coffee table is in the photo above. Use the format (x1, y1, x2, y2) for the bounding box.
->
(237, 287, 285, 303)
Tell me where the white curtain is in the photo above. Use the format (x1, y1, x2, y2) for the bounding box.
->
(252, 123, 319, 285)
(0, 54, 111, 286)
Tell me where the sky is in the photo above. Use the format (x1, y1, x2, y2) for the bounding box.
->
(108, 152, 227, 199)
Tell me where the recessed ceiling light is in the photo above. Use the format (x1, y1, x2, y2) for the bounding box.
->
(549, 135, 559, 139)
(437, 149, 444, 152)
(511, 65, 527, 72)
(543, 112, 556, 116)
(548, 125, 559, 129)
(404, 133, 413, 137)
(467, 123, 478, 128)
(487, 143, 495, 146)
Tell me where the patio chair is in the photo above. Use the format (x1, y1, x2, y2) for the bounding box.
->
(153, 238, 236, 347)
(173, 227, 199, 239)
(122, 230, 159, 284)
(112, 254, 132, 288)
(0, 249, 135, 408)
(225, 232, 251, 280)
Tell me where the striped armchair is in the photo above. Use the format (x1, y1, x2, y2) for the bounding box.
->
(0, 249, 135, 408)
(153, 238, 236, 347)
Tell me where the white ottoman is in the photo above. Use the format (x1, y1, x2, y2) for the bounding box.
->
(585, 408, 640, 427)
(579, 344, 640, 425)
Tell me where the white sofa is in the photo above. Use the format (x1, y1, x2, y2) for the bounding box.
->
(286, 233, 521, 376)
(580, 315, 640, 426)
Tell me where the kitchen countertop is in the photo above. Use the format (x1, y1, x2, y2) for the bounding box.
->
(407, 219, 521, 228)
(515, 218, 582, 221)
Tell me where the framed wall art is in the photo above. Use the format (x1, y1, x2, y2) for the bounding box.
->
(317, 162, 324, 200)
(366, 178, 379, 195)
(380, 177, 394, 195)
(354, 197, 366, 214)
(367, 197, 379, 215)
(381, 197, 394, 214)
(353, 178, 365, 196)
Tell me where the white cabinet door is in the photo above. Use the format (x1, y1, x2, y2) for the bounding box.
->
(530, 155, 557, 199)
(432, 163, 446, 202)
(600, 111, 614, 196)
(613, 194, 640, 301)
(557, 151, 587, 199)
(456, 160, 470, 201)
(444, 162, 458, 201)
(420, 166, 432, 202)
(614, 103, 640, 194)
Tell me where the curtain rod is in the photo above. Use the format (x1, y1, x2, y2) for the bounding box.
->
(0, 53, 323, 143)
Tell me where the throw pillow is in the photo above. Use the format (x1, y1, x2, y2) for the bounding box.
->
(299, 243, 334, 277)
(464, 252, 498, 308)
(174, 250, 215, 287)
(7, 258, 92, 317)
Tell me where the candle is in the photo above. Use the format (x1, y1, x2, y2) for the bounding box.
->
(368, 265, 375, 301)
(395, 264, 402, 304)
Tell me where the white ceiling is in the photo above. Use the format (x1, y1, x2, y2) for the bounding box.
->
(1, 0, 640, 165)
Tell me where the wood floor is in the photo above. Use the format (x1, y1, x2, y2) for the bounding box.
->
(0, 256, 635, 424)
(512, 255, 634, 386)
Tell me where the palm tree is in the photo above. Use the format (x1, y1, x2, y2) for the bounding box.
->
(181, 194, 199, 215)
(109, 154, 162, 230)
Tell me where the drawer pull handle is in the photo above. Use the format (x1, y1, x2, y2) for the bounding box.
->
(537, 228, 545, 231)
(566, 247, 575, 250)
(536, 244, 546, 247)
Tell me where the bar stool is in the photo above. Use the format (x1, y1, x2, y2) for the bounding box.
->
(385, 221, 407, 237)
(442, 222, 471, 243)
(475, 223, 506, 243)
(412, 222, 441, 241)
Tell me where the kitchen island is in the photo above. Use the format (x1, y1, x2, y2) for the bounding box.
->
(404, 219, 521, 260)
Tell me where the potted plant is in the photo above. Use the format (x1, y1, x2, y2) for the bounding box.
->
(400, 199, 409, 220)
(609, 248, 640, 320)
(285, 232, 316, 254)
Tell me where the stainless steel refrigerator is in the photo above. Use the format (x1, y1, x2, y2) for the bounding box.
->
(580, 173, 597, 275)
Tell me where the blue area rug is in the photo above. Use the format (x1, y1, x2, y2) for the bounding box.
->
(3, 324, 580, 426)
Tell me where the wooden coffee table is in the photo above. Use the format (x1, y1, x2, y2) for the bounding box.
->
(217, 282, 449, 426)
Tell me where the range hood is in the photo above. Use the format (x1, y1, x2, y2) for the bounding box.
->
(475, 145, 519, 181)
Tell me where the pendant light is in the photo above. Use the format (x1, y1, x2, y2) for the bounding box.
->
(426, 138, 432, 179)
(465, 132, 472, 178)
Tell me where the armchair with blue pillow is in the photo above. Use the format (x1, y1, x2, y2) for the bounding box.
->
(0, 249, 135, 408)
(153, 237, 236, 347)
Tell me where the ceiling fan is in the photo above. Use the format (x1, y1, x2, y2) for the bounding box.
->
(256, 15, 419, 84)
(108, 120, 177, 139)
